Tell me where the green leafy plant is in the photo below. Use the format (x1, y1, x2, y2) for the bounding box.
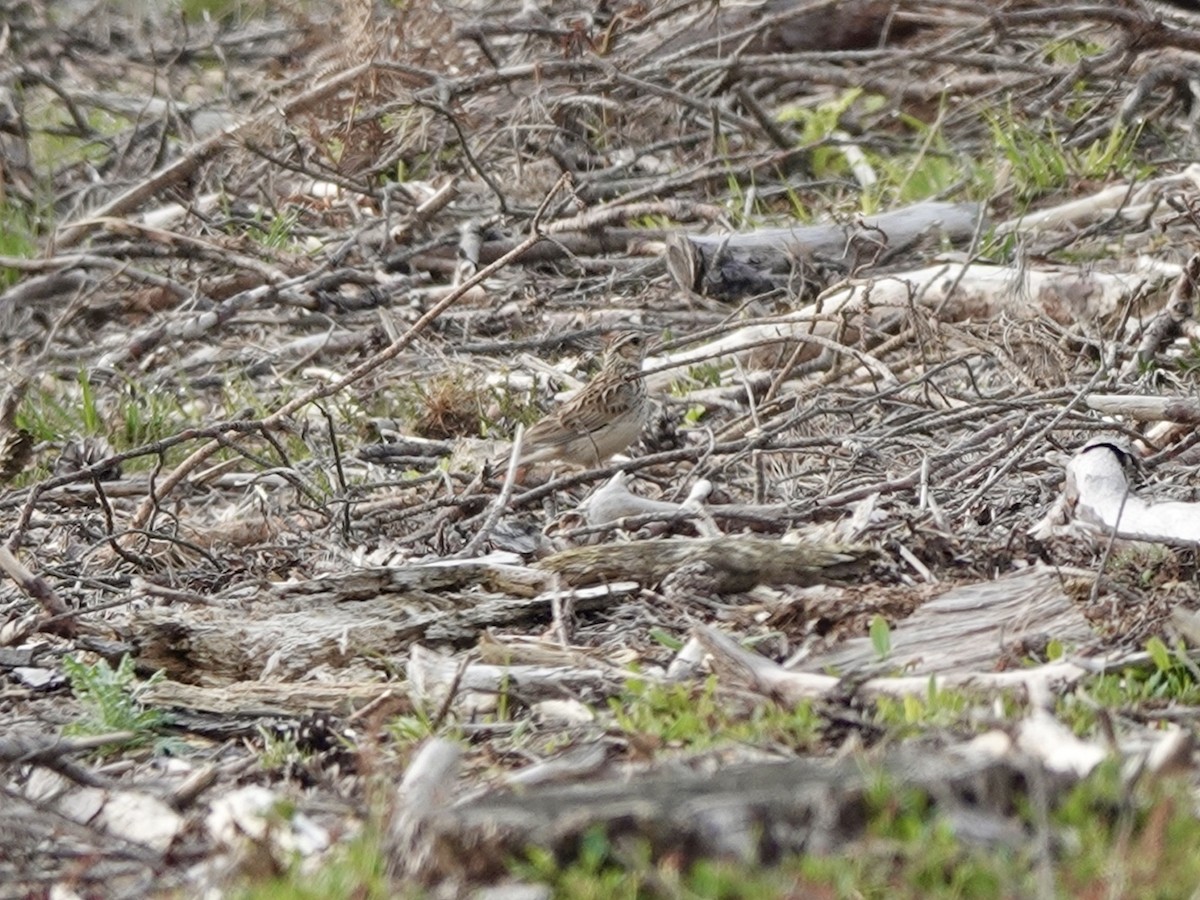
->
(1044, 38, 1107, 65)
(77, 369, 103, 437)
(1052, 763, 1200, 896)
(682, 404, 707, 427)
(177, 0, 271, 26)
(1146, 636, 1173, 674)
(62, 654, 171, 754)
(1058, 638, 1200, 736)
(1089, 644, 1200, 707)
(868, 103, 986, 207)
(870, 679, 1017, 738)
(514, 828, 645, 900)
(386, 708, 464, 748)
(800, 774, 1023, 897)
(648, 628, 684, 651)
(683, 362, 724, 389)
(236, 826, 396, 900)
(0, 203, 37, 287)
(1046, 638, 1065, 662)
(987, 105, 1146, 204)
(776, 88, 883, 182)
(17, 371, 108, 445)
(118, 382, 186, 449)
(610, 676, 819, 751)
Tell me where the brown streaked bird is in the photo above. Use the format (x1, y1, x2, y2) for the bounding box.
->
(517, 331, 649, 470)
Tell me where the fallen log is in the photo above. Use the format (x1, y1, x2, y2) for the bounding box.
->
(666, 201, 983, 300)
(537, 537, 878, 593)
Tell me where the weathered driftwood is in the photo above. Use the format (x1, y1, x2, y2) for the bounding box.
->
(649, 259, 1171, 390)
(139, 679, 397, 716)
(1086, 393, 1200, 423)
(576, 474, 806, 536)
(695, 625, 1089, 702)
(417, 744, 1041, 878)
(390, 739, 463, 878)
(537, 538, 878, 593)
(996, 164, 1200, 235)
(407, 644, 624, 713)
(412, 713, 1193, 878)
(269, 554, 548, 600)
(0, 732, 134, 785)
(404, 227, 662, 274)
(0, 545, 76, 640)
(1127, 252, 1199, 376)
(680, 202, 982, 258)
(806, 564, 1095, 675)
(129, 581, 638, 684)
(581, 473, 714, 530)
(1033, 437, 1200, 545)
(404, 569, 1087, 718)
(665, 201, 982, 300)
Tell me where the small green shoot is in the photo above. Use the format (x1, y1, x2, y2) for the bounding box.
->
(249, 209, 303, 252)
(258, 727, 312, 773)
(117, 382, 187, 449)
(1146, 636, 1172, 675)
(776, 88, 883, 182)
(869, 614, 891, 661)
(682, 404, 707, 427)
(1044, 38, 1107, 65)
(648, 628, 684, 651)
(684, 362, 724, 389)
(77, 369, 103, 436)
(513, 827, 646, 900)
(1058, 637, 1200, 735)
(386, 708, 463, 748)
(866, 102, 988, 207)
(177, 0, 271, 25)
(870, 680, 1007, 737)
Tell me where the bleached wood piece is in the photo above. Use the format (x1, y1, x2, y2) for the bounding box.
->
(423, 742, 1066, 877)
(996, 163, 1200, 235)
(139, 680, 394, 716)
(651, 262, 1167, 389)
(406, 643, 625, 713)
(208, 785, 328, 861)
(1086, 393, 1200, 423)
(583, 473, 687, 523)
(695, 624, 1088, 702)
(1058, 438, 1200, 544)
(581, 473, 721, 535)
(807, 565, 1094, 675)
(130, 579, 637, 683)
(683, 200, 981, 258)
(390, 739, 462, 877)
(666, 201, 982, 301)
(538, 538, 876, 592)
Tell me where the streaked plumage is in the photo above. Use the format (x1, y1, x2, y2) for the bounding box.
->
(518, 331, 649, 468)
